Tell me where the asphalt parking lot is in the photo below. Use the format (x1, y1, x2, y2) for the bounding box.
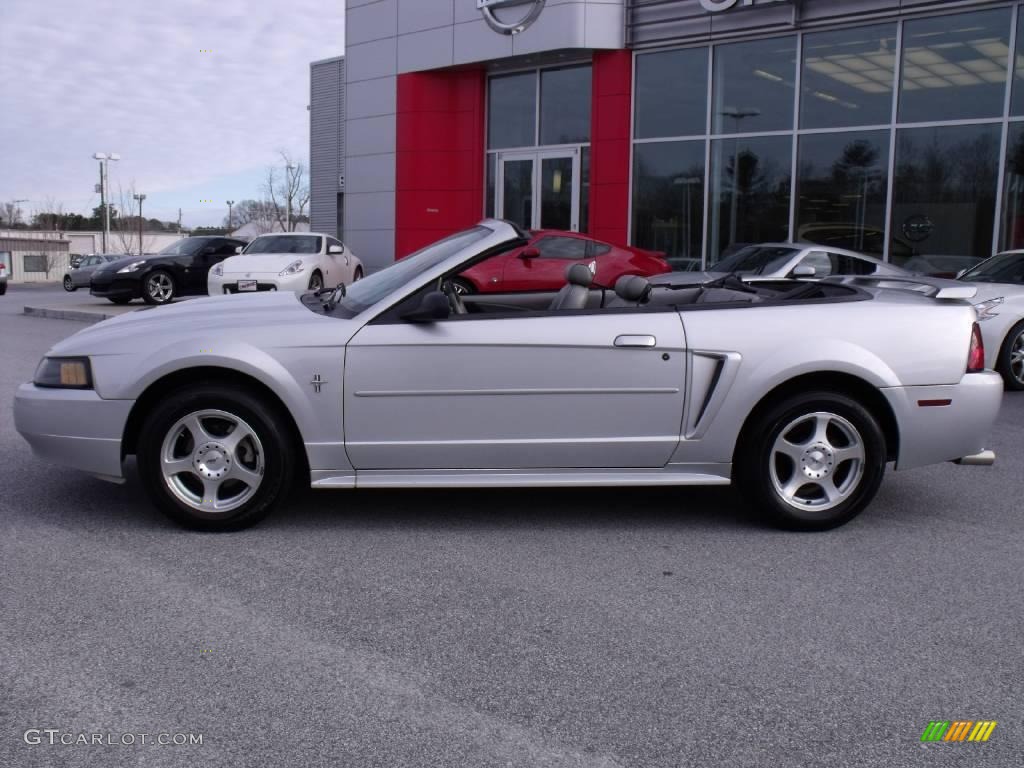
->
(1, 284, 1021, 768)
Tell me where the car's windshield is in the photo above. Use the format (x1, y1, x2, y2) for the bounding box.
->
(713, 246, 799, 275)
(243, 235, 322, 254)
(158, 239, 205, 256)
(329, 226, 493, 317)
(960, 252, 1024, 283)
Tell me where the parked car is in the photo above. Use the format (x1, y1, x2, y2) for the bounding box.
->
(903, 254, 985, 279)
(15, 220, 1000, 533)
(63, 254, 119, 291)
(456, 230, 669, 293)
(208, 233, 362, 296)
(958, 250, 1024, 390)
(653, 243, 910, 285)
(0, 255, 7, 295)
(90, 237, 246, 305)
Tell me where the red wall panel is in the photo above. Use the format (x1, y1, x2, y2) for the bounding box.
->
(395, 68, 486, 259)
(589, 50, 633, 247)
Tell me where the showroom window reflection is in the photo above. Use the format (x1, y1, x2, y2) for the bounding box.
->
(631, 6, 1024, 270)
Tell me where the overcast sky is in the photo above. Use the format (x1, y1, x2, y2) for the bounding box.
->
(0, 0, 346, 227)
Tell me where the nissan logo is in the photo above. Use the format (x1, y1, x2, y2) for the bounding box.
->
(477, 0, 546, 35)
(700, 0, 788, 12)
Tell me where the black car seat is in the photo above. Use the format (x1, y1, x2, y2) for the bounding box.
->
(548, 263, 594, 310)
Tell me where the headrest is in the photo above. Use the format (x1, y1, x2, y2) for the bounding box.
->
(565, 263, 594, 287)
(614, 274, 651, 303)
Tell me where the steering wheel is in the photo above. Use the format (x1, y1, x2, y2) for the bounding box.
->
(440, 279, 468, 315)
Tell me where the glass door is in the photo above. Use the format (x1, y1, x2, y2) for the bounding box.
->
(497, 149, 580, 231)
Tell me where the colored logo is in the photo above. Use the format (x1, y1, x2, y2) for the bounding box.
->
(477, 0, 546, 35)
(920, 721, 997, 743)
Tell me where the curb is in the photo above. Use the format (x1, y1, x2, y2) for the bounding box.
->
(23, 306, 116, 324)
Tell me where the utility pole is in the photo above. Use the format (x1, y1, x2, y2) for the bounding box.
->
(177, 208, 182, 233)
(133, 193, 146, 255)
(226, 200, 235, 234)
(286, 163, 296, 231)
(92, 152, 120, 252)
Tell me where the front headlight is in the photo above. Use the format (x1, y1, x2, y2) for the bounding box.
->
(117, 260, 146, 273)
(973, 297, 1004, 322)
(211, 263, 224, 278)
(279, 259, 304, 277)
(34, 357, 93, 389)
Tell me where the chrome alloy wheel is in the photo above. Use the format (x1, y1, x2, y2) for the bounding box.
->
(159, 409, 264, 517)
(1010, 329, 1024, 385)
(147, 272, 173, 302)
(769, 411, 866, 513)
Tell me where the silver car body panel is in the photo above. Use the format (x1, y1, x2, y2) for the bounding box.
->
(14, 220, 1001, 488)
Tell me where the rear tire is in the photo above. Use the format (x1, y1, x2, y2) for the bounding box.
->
(137, 385, 295, 531)
(996, 320, 1024, 390)
(63, 276, 76, 291)
(735, 391, 886, 531)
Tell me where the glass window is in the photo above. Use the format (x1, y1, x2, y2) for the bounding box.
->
(708, 135, 792, 264)
(899, 9, 1011, 124)
(796, 130, 890, 256)
(486, 154, 496, 218)
(712, 37, 797, 134)
(540, 66, 591, 145)
(961, 252, 1024, 283)
(488, 73, 536, 149)
(800, 24, 897, 130)
(632, 140, 705, 272)
(796, 250, 834, 277)
(580, 146, 590, 234)
(535, 236, 588, 259)
(714, 245, 799, 276)
(243, 235, 322, 254)
(891, 124, 1000, 266)
(1012, 11, 1024, 115)
(635, 48, 708, 139)
(1002, 123, 1024, 251)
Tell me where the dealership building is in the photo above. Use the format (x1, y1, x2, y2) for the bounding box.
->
(310, 0, 1024, 274)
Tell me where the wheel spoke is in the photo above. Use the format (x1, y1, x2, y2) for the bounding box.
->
(221, 421, 256, 453)
(819, 477, 843, 504)
(162, 456, 193, 476)
(226, 461, 262, 488)
(183, 414, 213, 443)
(811, 414, 831, 446)
(780, 476, 805, 501)
(773, 437, 806, 463)
(199, 478, 221, 511)
(833, 444, 864, 466)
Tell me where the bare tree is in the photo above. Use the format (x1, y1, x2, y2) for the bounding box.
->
(31, 197, 67, 231)
(111, 183, 160, 255)
(1, 200, 25, 228)
(263, 151, 310, 231)
(229, 199, 277, 234)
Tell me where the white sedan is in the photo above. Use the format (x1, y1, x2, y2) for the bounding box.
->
(208, 232, 362, 295)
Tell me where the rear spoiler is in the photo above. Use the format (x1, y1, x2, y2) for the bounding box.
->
(821, 274, 977, 301)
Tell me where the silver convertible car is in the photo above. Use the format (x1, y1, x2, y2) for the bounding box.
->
(14, 221, 1001, 532)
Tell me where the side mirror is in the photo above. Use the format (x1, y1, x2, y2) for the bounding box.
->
(234, 246, 243, 254)
(402, 291, 450, 323)
(519, 246, 540, 259)
(792, 265, 816, 278)
(328, 244, 344, 254)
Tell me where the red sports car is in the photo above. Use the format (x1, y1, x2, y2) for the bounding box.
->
(455, 230, 670, 293)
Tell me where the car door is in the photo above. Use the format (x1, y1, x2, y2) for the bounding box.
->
(501, 235, 592, 291)
(344, 306, 687, 470)
(187, 240, 234, 293)
(75, 255, 99, 286)
(326, 237, 351, 283)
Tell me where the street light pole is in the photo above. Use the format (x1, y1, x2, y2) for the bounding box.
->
(226, 200, 235, 233)
(93, 152, 120, 252)
(133, 193, 146, 255)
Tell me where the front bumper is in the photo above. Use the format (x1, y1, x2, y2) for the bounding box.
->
(208, 271, 307, 295)
(90, 274, 141, 299)
(14, 383, 133, 481)
(882, 372, 1003, 470)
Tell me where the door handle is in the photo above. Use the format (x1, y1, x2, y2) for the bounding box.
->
(614, 335, 657, 348)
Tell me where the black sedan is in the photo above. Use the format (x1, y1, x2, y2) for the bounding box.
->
(90, 236, 246, 305)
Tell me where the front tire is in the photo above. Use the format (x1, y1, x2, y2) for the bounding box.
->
(736, 391, 886, 531)
(308, 271, 323, 291)
(63, 275, 76, 291)
(137, 385, 296, 531)
(142, 270, 175, 305)
(450, 278, 475, 295)
(352, 267, 363, 282)
(996, 320, 1024, 390)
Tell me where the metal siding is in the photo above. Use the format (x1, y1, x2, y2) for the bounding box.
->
(627, 0, 1007, 47)
(310, 58, 345, 237)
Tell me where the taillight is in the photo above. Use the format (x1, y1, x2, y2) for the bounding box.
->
(967, 322, 985, 373)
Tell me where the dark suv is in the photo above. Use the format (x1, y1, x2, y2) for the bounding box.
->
(90, 237, 246, 305)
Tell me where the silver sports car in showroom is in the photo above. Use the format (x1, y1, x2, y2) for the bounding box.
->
(14, 220, 1001, 532)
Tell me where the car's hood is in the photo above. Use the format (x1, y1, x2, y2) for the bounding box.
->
(92, 255, 161, 275)
(49, 291, 326, 356)
(220, 254, 310, 273)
